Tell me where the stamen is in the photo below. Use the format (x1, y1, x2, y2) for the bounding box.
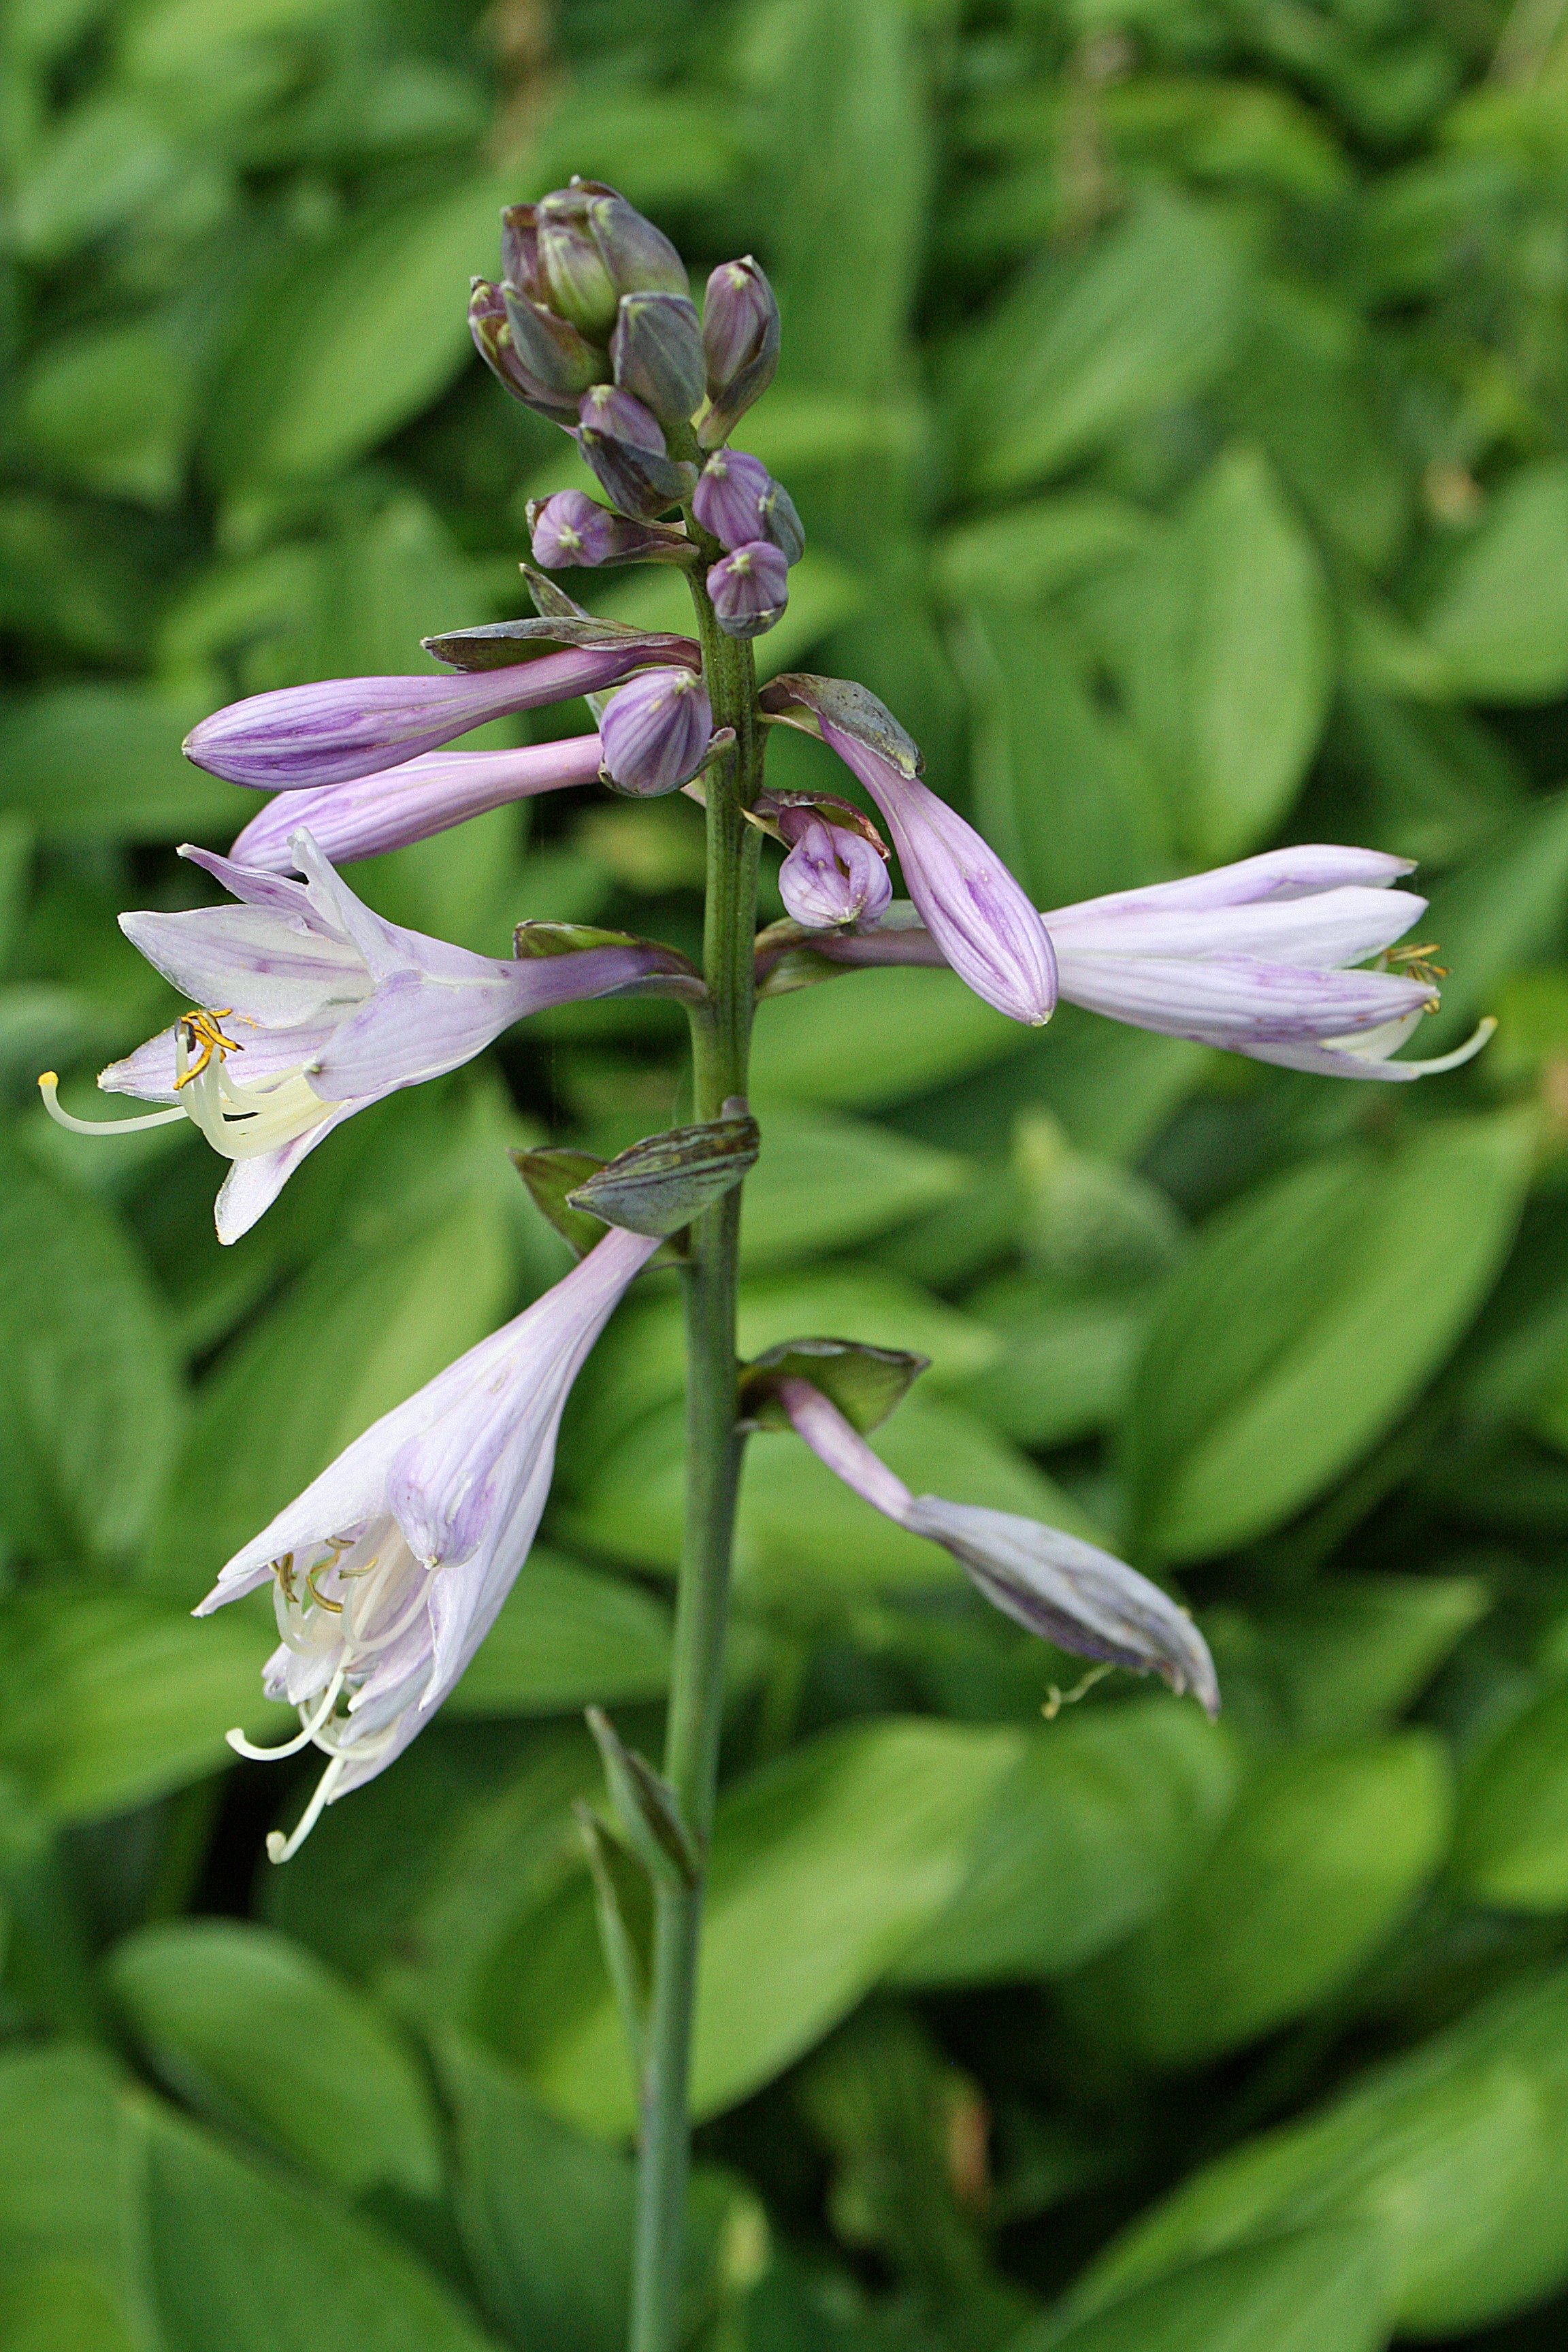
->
(306, 1561, 344, 1614)
(265, 1752, 347, 1864)
(225, 1667, 346, 1763)
(174, 1009, 244, 1088)
(37, 1074, 186, 1138)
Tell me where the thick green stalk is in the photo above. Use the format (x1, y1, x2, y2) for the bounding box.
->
(628, 568, 763, 2352)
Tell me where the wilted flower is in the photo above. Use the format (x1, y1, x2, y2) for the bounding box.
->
(600, 668, 714, 795)
(762, 675, 1057, 1028)
(777, 814, 892, 929)
(201, 1226, 661, 1859)
(700, 257, 781, 446)
(708, 541, 789, 638)
(798, 845, 1494, 1080)
(528, 491, 689, 570)
(779, 1377, 1218, 1714)
(228, 736, 605, 872)
(185, 646, 696, 791)
(39, 832, 693, 1241)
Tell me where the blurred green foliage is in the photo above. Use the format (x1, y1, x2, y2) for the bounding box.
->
(7, 0, 1568, 2344)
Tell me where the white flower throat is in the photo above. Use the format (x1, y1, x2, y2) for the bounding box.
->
(229, 1519, 438, 1862)
(39, 1005, 343, 1158)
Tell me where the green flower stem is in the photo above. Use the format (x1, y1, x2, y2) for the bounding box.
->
(628, 563, 763, 2352)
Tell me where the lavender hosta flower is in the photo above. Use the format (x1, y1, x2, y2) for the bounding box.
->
(802, 845, 1494, 1079)
(183, 644, 693, 791)
(779, 1379, 1218, 1715)
(600, 668, 713, 796)
(778, 814, 892, 928)
(528, 491, 689, 570)
(199, 1225, 661, 1859)
(228, 735, 604, 874)
(611, 291, 706, 426)
(700, 257, 780, 447)
(38, 830, 687, 1242)
(766, 677, 1056, 1027)
(707, 542, 789, 639)
(692, 452, 805, 565)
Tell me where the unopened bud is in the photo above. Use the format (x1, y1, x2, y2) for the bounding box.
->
(612, 291, 705, 426)
(537, 190, 620, 335)
(692, 451, 805, 564)
(501, 284, 607, 405)
(470, 281, 580, 421)
(700, 257, 781, 447)
(707, 540, 788, 639)
(578, 387, 698, 521)
(779, 815, 892, 929)
(528, 491, 690, 569)
(500, 203, 544, 301)
(583, 185, 688, 303)
(534, 180, 689, 338)
(600, 668, 713, 795)
(757, 477, 805, 565)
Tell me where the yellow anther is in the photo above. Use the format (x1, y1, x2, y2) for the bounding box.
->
(1384, 943, 1449, 990)
(175, 1008, 246, 1088)
(306, 1561, 344, 1614)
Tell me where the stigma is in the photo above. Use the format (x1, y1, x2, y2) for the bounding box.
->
(39, 1005, 344, 1162)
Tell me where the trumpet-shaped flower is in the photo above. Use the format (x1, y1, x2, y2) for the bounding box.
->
(779, 1379, 1218, 1714)
(39, 830, 691, 1241)
(199, 1226, 660, 1858)
(184, 642, 695, 791)
(788, 845, 1494, 1079)
(228, 735, 605, 872)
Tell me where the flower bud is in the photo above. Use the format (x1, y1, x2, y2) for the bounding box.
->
(706, 540, 788, 638)
(700, 257, 781, 447)
(500, 284, 607, 405)
(578, 387, 698, 521)
(500, 203, 544, 301)
(582, 184, 688, 302)
(469, 281, 581, 421)
(757, 477, 805, 565)
(779, 817, 892, 929)
(692, 449, 770, 549)
(534, 180, 689, 337)
(611, 291, 705, 426)
(600, 668, 713, 795)
(536, 189, 621, 335)
(527, 491, 689, 569)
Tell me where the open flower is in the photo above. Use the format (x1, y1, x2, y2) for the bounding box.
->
(784, 845, 1493, 1081)
(779, 1379, 1218, 1712)
(199, 1226, 660, 1859)
(39, 831, 693, 1241)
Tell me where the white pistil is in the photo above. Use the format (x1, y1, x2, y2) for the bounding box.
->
(37, 1073, 186, 1136)
(225, 1667, 346, 1763)
(266, 1754, 347, 1865)
(37, 1008, 344, 1165)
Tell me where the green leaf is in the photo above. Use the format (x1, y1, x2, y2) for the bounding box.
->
(18, 320, 196, 506)
(1453, 1680, 1568, 1910)
(958, 1271, 1149, 1449)
(961, 604, 1166, 906)
(1421, 460, 1568, 700)
(0, 2261, 138, 2352)
(1064, 1964, 1568, 2334)
(203, 177, 511, 490)
(0, 1588, 275, 1818)
(0, 686, 252, 843)
(891, 1697, 1238, 1987)
(142, 2099, 500, 2352)
(739, 1103, 970, 1269)
(1086, 447, 1331, 862)
(932, 493, 1154, 605)
(144, 1189, 515, 1605)
(1070, 1735, 1452, 2066)
(1244, 1574, 1489, 1744)
(446, 1552, 672, 1719)
(1129, 1117, 1531, 1561)
(0, 2048, 150, 2336)
(1413, 789, 1568, 1049)
(109, 1921, 442, 2197)
(0, 1150, 182, 1561)
(497, 1718, 1024, 2134)
(1013, 2228, 1388, 2352)
(749, 965, 1035, 1110)
(952, 190, 1245, 493)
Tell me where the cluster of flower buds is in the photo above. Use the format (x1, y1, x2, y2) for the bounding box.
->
(472, 182, 796, 640)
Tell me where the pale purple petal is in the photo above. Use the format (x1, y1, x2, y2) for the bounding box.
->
(819, 719, 1056, 1026)
(184, 650, 679, 790)
(779, 819, 894, 929)
(1054, 953, 1434, 1043)
(213, 1108, 361, 1243)
(229, 736, 604, 872)
(775, 1377, 915, 1518)
(1046, 885, 1428, 968)
(116, 905, 369, 1026)
(1045, 845, 1416, 921)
